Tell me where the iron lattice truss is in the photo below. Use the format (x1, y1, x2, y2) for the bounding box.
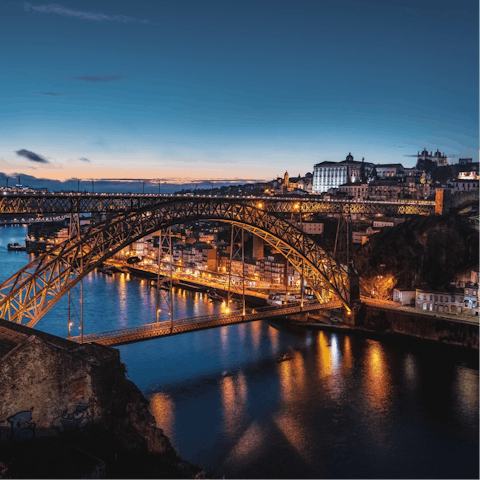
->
(0, 199, 353, 327)
(0, 193, 435, 216)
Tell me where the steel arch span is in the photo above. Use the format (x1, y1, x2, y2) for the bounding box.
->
(0, 198, 354, 327)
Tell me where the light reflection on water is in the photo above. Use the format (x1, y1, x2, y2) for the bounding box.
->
(0, 225, 478, 479)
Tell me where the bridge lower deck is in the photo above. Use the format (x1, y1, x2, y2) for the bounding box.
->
(70, 301, 343, 346)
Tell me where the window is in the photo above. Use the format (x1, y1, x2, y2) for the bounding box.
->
(430, 295, 433, 301)
(451, 296, 455, 302)
(465, 289, 469, 295)
(435, 295, 438, 301)
(440, 296, 443, 302)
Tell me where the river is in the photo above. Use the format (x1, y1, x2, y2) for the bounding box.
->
(0, 225, 478, 478)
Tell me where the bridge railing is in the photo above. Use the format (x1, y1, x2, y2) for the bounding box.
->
(71, 299, 343, 344)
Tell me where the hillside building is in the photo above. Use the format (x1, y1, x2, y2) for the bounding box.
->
(313, 154, 374, 194)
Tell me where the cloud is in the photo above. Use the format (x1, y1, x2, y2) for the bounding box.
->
(72, 75, 122, 83)
(159, 156, 238, 164)
(37, 91, 82, 96)
(78, 157, 91, 162)
(15, 149, 49, 164)
(23, 2, 150, 23)
(391, 145, 404, 148)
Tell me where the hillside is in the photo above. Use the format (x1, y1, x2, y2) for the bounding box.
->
(354, 213, 479, 290)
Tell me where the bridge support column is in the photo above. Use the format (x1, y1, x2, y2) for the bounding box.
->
(342, 272, 360, 326)
(252, 235, 264, 260)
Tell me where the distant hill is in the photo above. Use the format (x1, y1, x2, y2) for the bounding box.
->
(354, 213, 479, 290)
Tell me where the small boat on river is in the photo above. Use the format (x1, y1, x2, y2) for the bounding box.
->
(207, 289, 224, 301)
(276, 351, 294, 363)
(7, 242, 26, 251)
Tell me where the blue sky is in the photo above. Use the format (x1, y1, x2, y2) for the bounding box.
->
(1, 0, 478, 184)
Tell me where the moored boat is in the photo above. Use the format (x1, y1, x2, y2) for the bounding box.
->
(7, 242, 26, 251)
(207, 289, 224, 301)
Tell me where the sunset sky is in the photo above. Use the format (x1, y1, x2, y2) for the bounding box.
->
(1, 0, 478, 185)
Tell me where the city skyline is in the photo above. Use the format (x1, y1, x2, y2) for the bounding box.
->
(1, 0, 478, 182)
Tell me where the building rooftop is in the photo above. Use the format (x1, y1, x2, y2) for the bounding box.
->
(376, 163, 404, 168)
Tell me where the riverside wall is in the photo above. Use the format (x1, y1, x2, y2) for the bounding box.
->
(353, 304, 479, 349)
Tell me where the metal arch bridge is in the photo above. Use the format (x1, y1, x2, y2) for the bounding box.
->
(0, 192, 435, 216)
(0, 197, 357, 329)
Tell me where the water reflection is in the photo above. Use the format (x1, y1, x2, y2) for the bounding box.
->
(403, 353, 417, 384)
(268, 325, 279, 354)
(364, 341, 392, 412)
(150, 392, 175, 440)
(225, 421, 265, 467)
(273, 413, 313, 468)
(278, 350, 307, 405)
(342, 335, 353, 372)
(316, 332, 346, 401)
(317, 331, 332, 378)
(118, 273, 128, 327)
(220, 373, 248, 439)
(250, 321, 261, 350)
(455, 367, 479, 423)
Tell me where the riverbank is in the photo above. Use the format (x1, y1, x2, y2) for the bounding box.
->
(291, 303, 479, 350)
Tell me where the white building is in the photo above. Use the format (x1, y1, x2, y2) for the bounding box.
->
(450, 179, 479, 193)
(393, 289, 416, 305)
(313, 154, 374, 194)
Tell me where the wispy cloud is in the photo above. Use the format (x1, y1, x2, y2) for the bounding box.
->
(37, 91, 82, 96)
(72, 75, 122, 83)
(23, 2, 150, 23)
(78, 157, 91, 162)
(159, 156, 238, 164)
(15, 149, 49, 164)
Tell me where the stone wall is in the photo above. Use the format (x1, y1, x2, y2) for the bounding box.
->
(354, 304, 479, 349)
(0, 319, 202, 478)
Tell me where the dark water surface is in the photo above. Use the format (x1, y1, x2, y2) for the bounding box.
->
(1, 226, 478, 478)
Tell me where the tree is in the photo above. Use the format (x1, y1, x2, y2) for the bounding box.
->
(360, 274, 397, 300)
(369, 166, 378, 181)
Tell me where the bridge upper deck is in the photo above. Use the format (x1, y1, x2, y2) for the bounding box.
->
(0, 192, 435, 216)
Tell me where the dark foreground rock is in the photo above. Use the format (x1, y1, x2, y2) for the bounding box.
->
(0, 319, 203, 478)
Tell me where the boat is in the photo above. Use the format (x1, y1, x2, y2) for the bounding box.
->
(276, 351, 293, 363)
(97, 266, 114, 276)
(207, 289, 224, 301)
(7, 242, 26, 251)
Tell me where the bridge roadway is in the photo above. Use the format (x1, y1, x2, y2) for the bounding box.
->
(70, 300, 343, 346)
(0, 192, 435, 216)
